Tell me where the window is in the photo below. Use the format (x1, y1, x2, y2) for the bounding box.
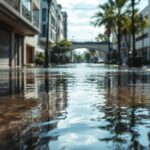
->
(42, 24, 47, 37)
(22, 0, 31, 11)
(42, 8, 47, 22)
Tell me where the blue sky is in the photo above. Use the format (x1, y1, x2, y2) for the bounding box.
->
(57, 0, 148, 42)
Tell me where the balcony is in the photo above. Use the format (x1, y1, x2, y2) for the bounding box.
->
(33, 14, 39, 28)
(4, 0, 20, 12)
(0, 0, 40, 35)
(22, 5, 32, 22)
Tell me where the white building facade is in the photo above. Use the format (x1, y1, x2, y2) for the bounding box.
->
(136, 0, 150, 63)
(40, 0, 68, 50)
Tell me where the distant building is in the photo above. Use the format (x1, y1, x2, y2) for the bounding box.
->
(62, 11, 68, 39)
(0, 0, 40, 67)
(40, 0, 68, 50)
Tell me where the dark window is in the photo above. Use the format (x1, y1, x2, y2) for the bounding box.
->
(42, 24, 46, 37)
(42, 8, 47, 21)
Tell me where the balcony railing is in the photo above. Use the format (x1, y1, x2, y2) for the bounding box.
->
(22, 5, 32, 22)
(33, 14, 39, 28)
(4, 0, 20, 12)
(3, 0, 40, 29)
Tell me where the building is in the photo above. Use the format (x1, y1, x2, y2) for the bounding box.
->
(40, 0, 68, 50)
(62, 11, 68, 40)
(136, 0, 150, 64)
(0, 0, 40, 67)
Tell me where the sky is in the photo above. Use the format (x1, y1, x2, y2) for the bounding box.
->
(57, 0, 148, 42)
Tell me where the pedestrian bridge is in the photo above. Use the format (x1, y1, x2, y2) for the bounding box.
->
(71, 41, 112, 53)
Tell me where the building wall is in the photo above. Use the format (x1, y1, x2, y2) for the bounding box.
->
(0, 0, 40, 67)
(40, 0, 68, 49)
(136, 1, 150, 62)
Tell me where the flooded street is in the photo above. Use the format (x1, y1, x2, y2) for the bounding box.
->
(1, 64, 150, 150)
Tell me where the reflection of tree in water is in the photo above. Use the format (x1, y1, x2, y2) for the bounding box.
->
(97, 71, 150, 149)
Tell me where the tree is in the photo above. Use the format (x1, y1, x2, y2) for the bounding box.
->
(84, 52, 91, 63)
(121, 13, 148, 52)
(91, 0, 115, 64)
(52, 40, 72, 64)
(91, 0, 147, 65)
(91, 0, 131, 64)
(113, 0, 129, 64)
(130, 0, 141, 66)
(35, 52, 44, 65)
(95, 33, 108, 42)
(53, 40, 72, 53)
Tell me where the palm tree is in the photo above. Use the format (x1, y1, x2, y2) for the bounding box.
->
(92, 0, 129, 64)
(114, 0, 129, 64)
(91, 0, 115, 63)
(130, 0, 141, 66)
(121, 14, 147, 64)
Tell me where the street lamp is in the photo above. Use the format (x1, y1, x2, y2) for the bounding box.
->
(131, 0, 136, 66)
(131, 0, 141, 66)
(44, 0, 52, 68)
(140, 13, 144, 64)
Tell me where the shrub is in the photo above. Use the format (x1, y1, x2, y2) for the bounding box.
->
(35, 52, 44, 65)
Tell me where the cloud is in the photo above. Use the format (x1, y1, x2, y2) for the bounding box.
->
(57, 0, 106, 41)
(57, 0, 147, 41)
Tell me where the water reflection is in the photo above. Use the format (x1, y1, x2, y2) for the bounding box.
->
(98, 71, 150, 149)
(0, 65, 150, 149)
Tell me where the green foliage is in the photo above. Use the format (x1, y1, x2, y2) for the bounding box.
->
(91, 0, 148, 64)
(53, 40, 72, 54)
(95, 33, 108, 42)
(84, 52, 91, 62)
(35, 52, 44, 65)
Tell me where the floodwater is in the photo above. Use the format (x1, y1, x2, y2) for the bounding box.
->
(1, 64, 150, 150)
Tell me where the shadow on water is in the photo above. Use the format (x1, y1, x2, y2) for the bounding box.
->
(0, 64, 150, 149)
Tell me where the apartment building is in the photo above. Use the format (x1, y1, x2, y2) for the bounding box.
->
(136, 0, 150, 64)
(0, 0, 40, 67)
(40, 0, 67, 50)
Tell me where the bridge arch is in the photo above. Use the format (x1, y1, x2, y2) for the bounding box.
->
(71, 41, 112, 53)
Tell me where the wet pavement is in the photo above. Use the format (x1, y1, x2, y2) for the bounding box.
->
(0, 64, 150, 150)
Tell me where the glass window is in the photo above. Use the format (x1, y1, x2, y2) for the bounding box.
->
(42, 24, 47, 37)
(42, 8, 47, 21)
(22, 0, 31, 11)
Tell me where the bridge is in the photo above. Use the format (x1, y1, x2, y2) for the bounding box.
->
(71, 41, 112, 53)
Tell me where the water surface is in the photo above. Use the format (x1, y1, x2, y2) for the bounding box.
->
(0, 64, 150, 150)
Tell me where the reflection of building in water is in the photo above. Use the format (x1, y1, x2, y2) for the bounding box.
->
(0, 69, 40, 150)
(0, 69, 69, 149)
(0, 69, 24, 96)
(24, 71, 39, 99)
(38, 73, 68, 121)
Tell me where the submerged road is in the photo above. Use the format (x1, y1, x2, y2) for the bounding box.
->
(0, 63, 150, 150)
